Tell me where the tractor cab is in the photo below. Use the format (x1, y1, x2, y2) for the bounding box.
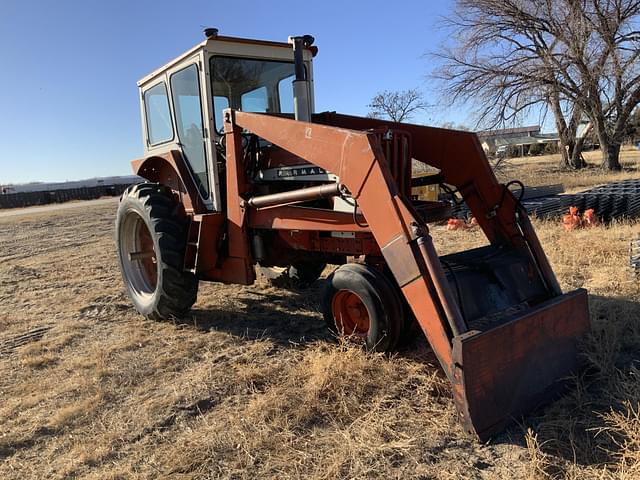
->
(137, 30, 317, 212)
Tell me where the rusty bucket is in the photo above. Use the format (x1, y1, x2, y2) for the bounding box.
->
(451, 289, 590, 441)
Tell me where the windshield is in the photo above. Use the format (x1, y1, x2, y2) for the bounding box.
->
(210, 56, 296, 131)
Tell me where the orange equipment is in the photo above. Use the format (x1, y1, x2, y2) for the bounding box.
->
(446, 218, 468, 230)
(582, 208, 599, 227)
(115, 32, 590, 441)
(563, 206, 582, 231)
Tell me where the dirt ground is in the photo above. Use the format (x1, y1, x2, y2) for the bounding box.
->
(1, 151, 640, 479)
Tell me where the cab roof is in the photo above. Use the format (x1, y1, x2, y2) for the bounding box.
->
(137, 34, 316, 88)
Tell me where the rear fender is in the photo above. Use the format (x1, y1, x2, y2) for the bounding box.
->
(131, 150, 207, 214)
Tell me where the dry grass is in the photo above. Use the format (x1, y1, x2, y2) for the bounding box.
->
(0, 149, 640, 478)
(495, 145, 640, 192)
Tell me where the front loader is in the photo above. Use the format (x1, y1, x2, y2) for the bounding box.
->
(116, 30, 590, 440)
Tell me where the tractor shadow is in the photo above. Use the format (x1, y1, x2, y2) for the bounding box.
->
(186, 280, 332, 346)
(185, 278, 441, 361)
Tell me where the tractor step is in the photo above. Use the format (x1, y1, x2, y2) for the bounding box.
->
(184, 213, 225, 274)
(184, 218, 202, 273)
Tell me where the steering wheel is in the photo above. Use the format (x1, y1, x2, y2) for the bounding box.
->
(216, 131, 253, 152)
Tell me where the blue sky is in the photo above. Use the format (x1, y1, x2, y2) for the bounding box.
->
(0, 0, 467, 183)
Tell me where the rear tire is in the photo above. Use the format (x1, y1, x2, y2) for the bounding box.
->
(322, 263, 403, 352)
(116, 183, 198, 320)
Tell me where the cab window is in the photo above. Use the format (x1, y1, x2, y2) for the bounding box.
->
(277, 74, 295, 114)
(170, 64, 210, 198)
(213, 95, 229, 130)
(210, 56, 296, 131)
(143, 82, 173, 145)
(241, 86, 268, 112)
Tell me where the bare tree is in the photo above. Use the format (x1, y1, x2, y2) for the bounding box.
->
(434, 0, 640, 170)
(434, 2, 587, 169)
(549, 89, 587, 169)
(625, 107, 640, 142)
(367, 88, 429, 122)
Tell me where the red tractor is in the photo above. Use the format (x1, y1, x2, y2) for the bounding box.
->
(116, 30, 590, 440)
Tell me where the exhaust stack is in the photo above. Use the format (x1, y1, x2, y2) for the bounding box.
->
(288, 35, 314, 122)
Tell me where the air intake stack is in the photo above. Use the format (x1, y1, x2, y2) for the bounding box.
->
(288, 35, 314, 122)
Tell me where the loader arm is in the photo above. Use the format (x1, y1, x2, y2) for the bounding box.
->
(223, 110, 590, 440)
(224, 110, 460, 374)
(315, 112, 563, 296)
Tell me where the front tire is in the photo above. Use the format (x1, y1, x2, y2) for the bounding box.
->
(322, 263, 403, 352)
(116, 183, 198, 320)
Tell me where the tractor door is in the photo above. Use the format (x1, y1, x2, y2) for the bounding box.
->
(167, 56, 222, 211)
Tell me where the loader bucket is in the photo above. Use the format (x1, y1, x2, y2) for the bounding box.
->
(451, 288, 590, 441)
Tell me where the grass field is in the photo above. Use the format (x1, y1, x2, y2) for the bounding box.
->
(1, 149, 640, 479)
(494, 146, 640, 192)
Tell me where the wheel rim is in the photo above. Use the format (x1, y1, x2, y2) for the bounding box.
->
(331, 289, 370, 337)
(120, 210, 158, 300)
